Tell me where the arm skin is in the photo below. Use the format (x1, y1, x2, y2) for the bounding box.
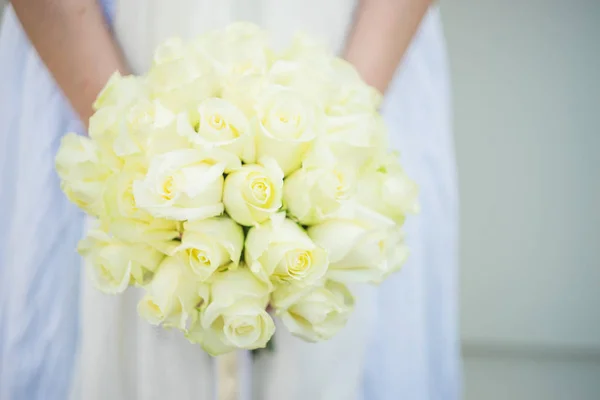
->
(11, 0, 429, 124)
(344, 0, 432, 94)
(11, 0, 128, 127)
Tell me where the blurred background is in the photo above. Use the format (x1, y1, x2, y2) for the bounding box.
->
(441, 1, 600, 399)
(1, 1, 599, 399)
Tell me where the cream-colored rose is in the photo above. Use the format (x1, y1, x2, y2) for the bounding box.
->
(325, 112, 388, 170)
(85, 107, 126, 174)
(221, 73, 267, 117)
(283, 162, 354, 225)
(114, 99, 181, 158)
(177, 98, 255, 163)
(191, 22, 270, 78)
(138, 255, 206, 330)
(89, 94, 183, 171)
(55, 132, 112, 216)
(131, 101, 198, 161)
(147, 37, 218, 113)
(89, 98, 186, 173)
(222, 158, 283, 226)
(266, 33, 340, 102)
(187, 267, 275, 356)
(307, 204, 408, 284)
(255, 87, 321, 176)
(133, 148, 240, 221)
(78, 229, 164, 294)
(265, 60, 334, 108)
(279, 33, 331, 66)
(101, 163, 181, 254)
(326, 58, 382, 116)
(88, 105, 119, 141)
(173, 217, 244, 281)
(272, 280, 354, 342)
(102, 162, 149, 222)
(356, 152, 419, 224)
(93, 71, 148, 111)
(245, 214, 328, 288)
(108, 218, 182, 255)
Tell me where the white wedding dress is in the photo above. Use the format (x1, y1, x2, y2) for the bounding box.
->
(70, 1, 459, 399)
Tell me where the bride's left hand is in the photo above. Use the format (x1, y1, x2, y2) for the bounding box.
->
(343, 0, 432, 95)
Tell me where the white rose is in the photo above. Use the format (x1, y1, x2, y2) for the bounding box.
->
(147, 37, 219, 113)
(222, 158, 283, 226)
(102, 162, 150, 222)
(187, 267, 275, 355)
(255, 87, 321, 176)
(173, 217, 244, 281)
(268, 34, 341, 108)
(307, 204, 408, 284)
(78, 229, 164, 294)
(113, 99, 180, 158)
(89, 98, 185, 170)
(108, 218, 182, 255)
(272, 280, 354, 342)
(86, 107, 127, 172)
(101, 164, 181, 254)
(132, 101, 197, 160)
(245, 214, 328, 288)
(191, 22, 270, 77)
(88, 105, 119, 141)
(326, 58, 382, 116)
(133, 148, 240, 221)
(279, 33, 331, 66)
(55, 133, 112, 216)
(88, 98, 181, 172)
(356, 152, 420, 224)
(266, 60, 335, 107)
(325, 112, 388, 170)
(283, 163, 354, 225)
(221, 73, 267, 117)
(177, 97, 255, 163)
(138, 255, 205, 330)
(93, 71, 148, 111)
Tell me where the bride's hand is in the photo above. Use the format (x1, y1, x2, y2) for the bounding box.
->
(12, 0, 129, 128)
(343, 0, 432, 95)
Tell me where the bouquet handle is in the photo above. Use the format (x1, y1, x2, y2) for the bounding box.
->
(216, 351, 239, 400)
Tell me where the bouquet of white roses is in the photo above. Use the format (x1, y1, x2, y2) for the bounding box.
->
(55, 23, 419, 356)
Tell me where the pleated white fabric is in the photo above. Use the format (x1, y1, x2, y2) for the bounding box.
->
(0, 7, 92, 400)
(70, 1, 460, 399)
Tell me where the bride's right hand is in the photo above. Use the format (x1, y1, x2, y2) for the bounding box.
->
(11, 0, 129, 128)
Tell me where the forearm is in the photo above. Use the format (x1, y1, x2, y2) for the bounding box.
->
(11, 0, 128, 126)
(344, 0, 431, 94)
